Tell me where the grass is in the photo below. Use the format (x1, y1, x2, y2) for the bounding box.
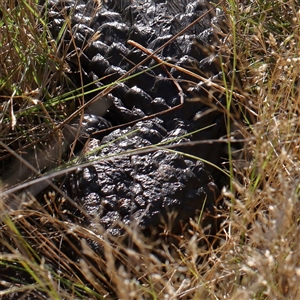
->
(1, 0, 300, 299)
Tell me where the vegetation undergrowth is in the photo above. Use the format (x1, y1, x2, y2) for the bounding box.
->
(0, 0, 300, 299)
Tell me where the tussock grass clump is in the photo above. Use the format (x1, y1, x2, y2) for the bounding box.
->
(212, 0, 300, 298)
(0, 0, 77, 185)
(0, 0, 300, 299)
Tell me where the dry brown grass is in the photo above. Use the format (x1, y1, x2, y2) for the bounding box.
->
(0, 0, 300, 299)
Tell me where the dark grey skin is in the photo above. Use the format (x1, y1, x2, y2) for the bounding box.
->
(34, 0, 231, 238)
